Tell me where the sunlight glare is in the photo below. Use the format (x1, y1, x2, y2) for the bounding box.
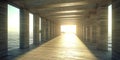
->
(61, 25, 76, 33)
(8, 4, 19, 32)
(29, 13, 33, 45)
(108, 4, 112, 51)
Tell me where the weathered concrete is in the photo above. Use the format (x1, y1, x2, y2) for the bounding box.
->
(41, 18, 46, 43)
(0, 1, 8, 57)
(47, 20, 51, 40)
(13, 33, 110, 60)
(112, 0, 120, 59)
(96, 7, 108, 51)
(96, 21, 108, 51)
(20, 9, 29, 49)
(33, 14, 39, 45)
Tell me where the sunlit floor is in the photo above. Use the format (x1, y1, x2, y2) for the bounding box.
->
(11, 33, 109, 60)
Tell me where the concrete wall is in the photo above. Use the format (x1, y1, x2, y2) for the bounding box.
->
(112, 0, 120, 59)
(0, 1, 8, 57)
(20, 8, 29, 49)
(76, 5, 108, 51)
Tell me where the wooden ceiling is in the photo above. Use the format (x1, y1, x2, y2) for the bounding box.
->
(7, 0, 111, 25)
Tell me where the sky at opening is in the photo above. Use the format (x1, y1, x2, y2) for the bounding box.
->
(8, 4, 20, 32)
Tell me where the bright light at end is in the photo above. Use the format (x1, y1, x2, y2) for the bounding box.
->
(61, 25, 76, 33)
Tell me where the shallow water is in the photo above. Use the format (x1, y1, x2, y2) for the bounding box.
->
(8, 31, 41, 51)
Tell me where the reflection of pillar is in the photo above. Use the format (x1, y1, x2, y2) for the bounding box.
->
(0, 1, 7, 57)
(20, 9, 29, 49)
(33, 15, 39, 45)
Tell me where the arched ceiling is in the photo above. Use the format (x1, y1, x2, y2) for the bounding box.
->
(7, 0, 111, 25)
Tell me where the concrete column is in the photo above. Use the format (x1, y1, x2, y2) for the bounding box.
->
(85, 26, 88, 41)
(96, 7, 108, 51)
(53, 22, 55, 38)
(83, 25, 86, 41)
(82, 25, 84, 40)
(20, 8, 29, 49)
(33, 14, 39, 45)
(45, 20, 48, 41)
(41, 18, 46, 43)
(96, 21, 108, 51)
(50, 21, 52, 39)
(92, 25, 97, 43)
(52, 22, 55, 38)
(47, 21, 51, 40)
(51, 22, 53, 38)
(0, 1, 7, 57)
(112, 1, 120, 59)
(90, 26, 93, 43)
(86, 26, 90, 41)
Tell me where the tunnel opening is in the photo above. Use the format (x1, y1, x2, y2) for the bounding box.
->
(61, 25, 76, 34)
(29, 13, 33, 45)
(8, 4, 20, 51)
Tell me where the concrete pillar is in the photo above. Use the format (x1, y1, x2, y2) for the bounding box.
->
(49, 21, 52, 39)
(45, 20, 48, 41)
(112, 1, 120, 59)
(47, 21, 51, 40)
(86, 26, 90, 41)
(83, 25, 86, 41)
(96, 20, 108, 51)
(51, 22, 53, 38)
(20, 8, 29, 49)
(41, 18, 46, 43)
(90, 26, 93, 43)
(82, 25, 84, 40)
(82, 25, 84, 41)
(52, 22, 55, 38)
(53, 22, 55, 38)
(0, 1, 8, 57)
(92, 25, 97, 43)
(33, 14, 39, 45)
(95, 7, 108, 51)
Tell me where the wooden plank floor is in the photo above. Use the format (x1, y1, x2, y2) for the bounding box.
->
(10, 33, 110, 60)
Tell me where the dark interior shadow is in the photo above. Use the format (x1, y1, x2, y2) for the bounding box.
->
(1, 36, 58, 60)
(80, 39, 112, 60)
(1, 42, 47, 60)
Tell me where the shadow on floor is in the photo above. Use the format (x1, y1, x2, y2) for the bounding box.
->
(81, 40, 112, 60)
(1, 44, 45, 60)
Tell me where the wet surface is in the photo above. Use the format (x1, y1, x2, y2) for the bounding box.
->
(7, 33, 110, 60)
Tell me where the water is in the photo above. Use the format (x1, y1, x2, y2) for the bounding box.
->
(8, 31, 41, 51)
(8, 31, 19, 51)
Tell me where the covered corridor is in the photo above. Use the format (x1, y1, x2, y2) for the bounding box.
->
(6, 33, 110, 60)
(0, 0, 120, 60)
